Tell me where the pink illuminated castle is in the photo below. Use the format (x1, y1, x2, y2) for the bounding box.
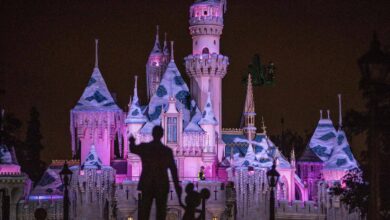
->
(1, 0, 363, 219)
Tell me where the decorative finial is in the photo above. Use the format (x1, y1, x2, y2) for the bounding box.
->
(156, 25, 160, 40)
(291, 147, 295, 161)
(338, 94, 343, 128)
(170, 41, 174, 61)
(320, 110, 323, 119)
(327, 109, 330, 119)
(134, 75, 138, 98)
(128, 96, 132, 109)
(95, 39, 99, 68)
(261, 116, 267, 135)
(164, 32, 167, 44)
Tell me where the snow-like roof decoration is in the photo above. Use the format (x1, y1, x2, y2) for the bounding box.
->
(0, 144, 15, 164)
(144, 42, 202, 133)
(125, 76, 147, 124)
(223, 133, 291, 168)
(73, 40, 121, 112)
(308, 113, 337, 161)
(199, 92, 218, 125)
(324, 129, 358, 170)
(82, 145, 103, 169)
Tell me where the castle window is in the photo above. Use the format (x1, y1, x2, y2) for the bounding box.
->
(202, 47, 210, 54)
(214, 40, 216, 45)
(167, 117, 178, 143)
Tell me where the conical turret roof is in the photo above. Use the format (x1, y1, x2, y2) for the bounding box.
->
(199, 92, 218, 125)
(144, 42, 202, 133)
(150, 25, 162, 55)
(324, 129, 358, 170)
(125, 76, 147, 124)
(308, 111, 337, 161)
(73, 40, 120, 111)
(82, 145, 103, 169)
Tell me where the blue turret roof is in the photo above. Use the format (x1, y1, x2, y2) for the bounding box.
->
(324, 129, 358, 170)
(308, 118, 337, 161)
(73, 40, 121, 112)
(143, 56, 202, 133)
(73, 67, 121, 111)
(82, 145, 103, 169)
(125, 76, 147, 124)
(199, 92, 218, 125)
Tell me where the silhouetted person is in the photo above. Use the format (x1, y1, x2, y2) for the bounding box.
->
(129, 125, 182, 220)
(34, 208, 47, 220)
(198, 166, 205, 181)
(181, 183, 202, 220)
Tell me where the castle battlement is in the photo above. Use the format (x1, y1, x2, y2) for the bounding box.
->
(185, 53, 229, 78)
(189, 16, 223, 27)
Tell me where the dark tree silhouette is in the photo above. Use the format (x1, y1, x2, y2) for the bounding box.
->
(344, 33, 390, 218)
(242, 54, 275, 86)
(24, 107, 46, 183)
(270, 129, 311, 161)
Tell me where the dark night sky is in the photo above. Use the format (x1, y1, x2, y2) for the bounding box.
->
(1, 0, 390, 163)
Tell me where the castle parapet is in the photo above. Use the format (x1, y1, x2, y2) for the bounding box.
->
(189, 16, 224, 26)
(185, 53, 229, 78)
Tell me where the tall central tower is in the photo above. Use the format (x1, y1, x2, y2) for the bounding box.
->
(185, 0, 229, 135)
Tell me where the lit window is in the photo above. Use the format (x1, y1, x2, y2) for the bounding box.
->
(167, 117, 177, 143)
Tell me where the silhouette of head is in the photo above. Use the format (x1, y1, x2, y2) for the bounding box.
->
(34, 208, 47, 220)
(185, 183, 195, 194)
(152, 125, 164, 140)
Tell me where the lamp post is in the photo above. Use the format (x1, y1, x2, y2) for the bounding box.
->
(60, 161, 73, 220)
(358, 33, 390, 219)
(267, 159, 280, 220)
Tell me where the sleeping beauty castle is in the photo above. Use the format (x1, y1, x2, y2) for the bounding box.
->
(0, 0, 366, 219)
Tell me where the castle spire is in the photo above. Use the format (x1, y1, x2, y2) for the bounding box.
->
(338, 94, 343, 129)
(125, 75, 147, 124)
(244, 74, 255, 113)
(151, 25, 162, 54)
(261, 116, 267, 135)
(95, 39, 99, 68)
(243, 74, 256, 140)
(163, 32, 169, 55)
(320, 110, 323, 119)
(134, 75, 138, 99)
(170, 41, 174, 62)
(327, 109, 330, 119)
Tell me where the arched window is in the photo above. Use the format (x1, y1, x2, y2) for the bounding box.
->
(202, 47, 210, 54)
(167, 117, 177, 143)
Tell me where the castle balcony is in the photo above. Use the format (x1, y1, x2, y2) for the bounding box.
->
(185, 53, 229, 78)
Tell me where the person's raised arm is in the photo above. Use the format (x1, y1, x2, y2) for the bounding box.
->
(129, 136, 141, 155)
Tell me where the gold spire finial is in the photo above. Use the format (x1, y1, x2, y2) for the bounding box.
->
(261, 116, 267, 135)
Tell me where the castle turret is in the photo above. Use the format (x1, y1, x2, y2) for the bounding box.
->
(124, 75, 147, 158)
(243, 74, 256, 140)
(185, 0, 229, 135)
(146, 26, 170, 100)
(199, 92, 218, 152)
(70, 39, 123, 166)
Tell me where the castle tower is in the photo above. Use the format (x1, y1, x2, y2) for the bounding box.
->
(70, 39, 123, 166)
(243, 74, 256, 140)
(146, 26, 170, 100)
(184, 0, 229, 135)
